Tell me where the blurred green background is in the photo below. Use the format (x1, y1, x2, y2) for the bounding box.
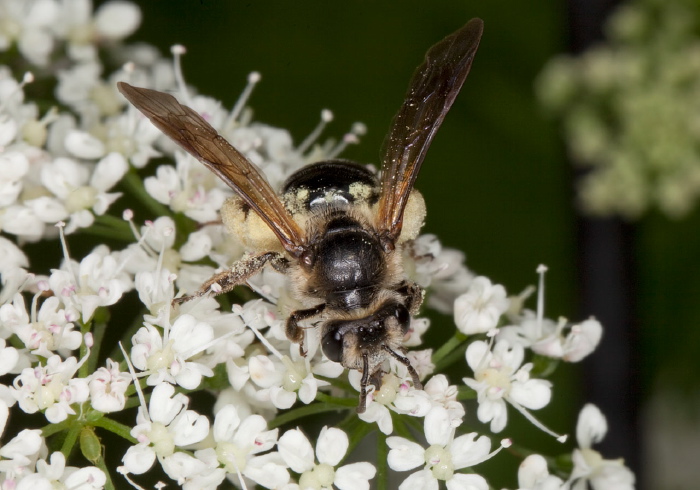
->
(117, 1, 700, 488)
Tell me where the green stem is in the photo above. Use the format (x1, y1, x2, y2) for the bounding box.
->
(434, 340, 469, 372)
(42, 418, 73, 437)
(268, 396, 353, 429)
(92, 417, 138, 443)
(94, 455, 115, 490)
(60, 422, 82, 459)
(87, 321, 107, 373)
(431, 331, 467, 366)
(80, 224, 134, 242)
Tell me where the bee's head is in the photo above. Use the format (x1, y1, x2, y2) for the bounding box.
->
(320, 300, 420, 413)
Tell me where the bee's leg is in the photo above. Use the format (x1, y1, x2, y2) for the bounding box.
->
(383, 345, 423, 390)
(356, 354, 371, 414)
(285, 303, 326, 356)
(396, 280, 424, 314)
(173, 252, 288, 305)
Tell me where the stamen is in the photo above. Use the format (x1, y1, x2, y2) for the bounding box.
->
(244, 279, 278, 305)
(327, 121, 366, 158)
(117, 469, 148, 490)
(119, 341, 150, 422)
(298, 109, 334, 154)
(240, 302, 284, 361)
(536, 264, 548, 336)
(508, 397, 567, 441)
(225, 71, 261, 128)
(468, 438, 513, 466)
(55, 222, 77, 285)
(170, 45, 193, 105)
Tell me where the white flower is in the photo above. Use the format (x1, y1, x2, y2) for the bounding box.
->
(1, 293, 82, 358)
(464, 340, 552, 433)
(11, 354, 89, 423)
(454, 276, 509, 334)
(387, 406, 492, 490)
(12, 451, 106, 490)
(351, 372, 431, 435)
(121, 383, 209, 477)
(569, 404, 635, 490)
(0, 0, 59, 66)
(39, 152, 127, 233)
(497, 268, 602, 363)
(130, 315, 215, 390)
(210, 404, 288, 488)
(278, 426, 375, 490)
(422, 374, 466, 425)
(49, 244, 133, 322)
(0, 151, 29, 207)
(88, 359, 130, 413)
(248, 353, 330, 410)
(0, 426, 46, 481)
(406, 234, 475, 314)
(0, 338, 20, 377)
(517, 454, 566, 490)
(144, 151, 232, 223)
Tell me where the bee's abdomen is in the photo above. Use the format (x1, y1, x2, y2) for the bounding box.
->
(282, 159, 379, 211)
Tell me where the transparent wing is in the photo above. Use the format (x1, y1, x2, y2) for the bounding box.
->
(117, 82, 307, 257)
(376, 18, 483, 244)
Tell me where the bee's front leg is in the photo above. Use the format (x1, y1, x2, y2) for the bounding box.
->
(173, 252, 288, 305)
(285, 303, 326, 356)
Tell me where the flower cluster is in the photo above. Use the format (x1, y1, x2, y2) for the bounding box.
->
(537, 0, 700, 219)
(0, 1, 635, 489)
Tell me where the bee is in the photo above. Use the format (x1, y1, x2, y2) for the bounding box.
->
(117, 18, 483, 413)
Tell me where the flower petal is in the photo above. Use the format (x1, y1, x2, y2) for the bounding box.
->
(445, 473, 489, 490)
(334, 462, 376, 490)
(386, 436, 424, 472)
(399, 468, 438, 490)
(316, 426, 348, 466)
(576, 403, 607, 448)
(450, 433, 491, 469)
(424, 406, 452, 446)
(277, 428, 315, 473)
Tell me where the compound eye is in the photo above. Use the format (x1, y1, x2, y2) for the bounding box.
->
(394, 304, 410, 335)
(321, 323, 344, 363)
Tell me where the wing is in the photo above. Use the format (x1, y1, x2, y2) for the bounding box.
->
(117, 82, 307, 257)
(376, 18, 484, 245)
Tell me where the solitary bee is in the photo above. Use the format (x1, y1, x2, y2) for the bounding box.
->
(118, 18, 483, 413)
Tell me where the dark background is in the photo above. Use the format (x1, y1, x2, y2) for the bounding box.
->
(113, 1, 700, 488)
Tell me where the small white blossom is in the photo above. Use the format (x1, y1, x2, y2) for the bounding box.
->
(12, 451, 106, 490)
(88, 359, 130, 413)
(387, 406, 493, 490)
(144, 151, 232, 223)
(211, 403, 288, 488)
(11, 354, 89, 423)
(464, 340, 552, 433)
(121, 383, 209, 477)
(49, 244, 134, 322)
(0, 424, 46, 483)
(130, 315, 215, 390)
(454, 276, 509, 335)
(517, 454, 566, 490)
(278, 426, 375, 490)
(406, 234, 475, 314)
(1, 293, 81, 358)
(569, 404, 635, 490)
